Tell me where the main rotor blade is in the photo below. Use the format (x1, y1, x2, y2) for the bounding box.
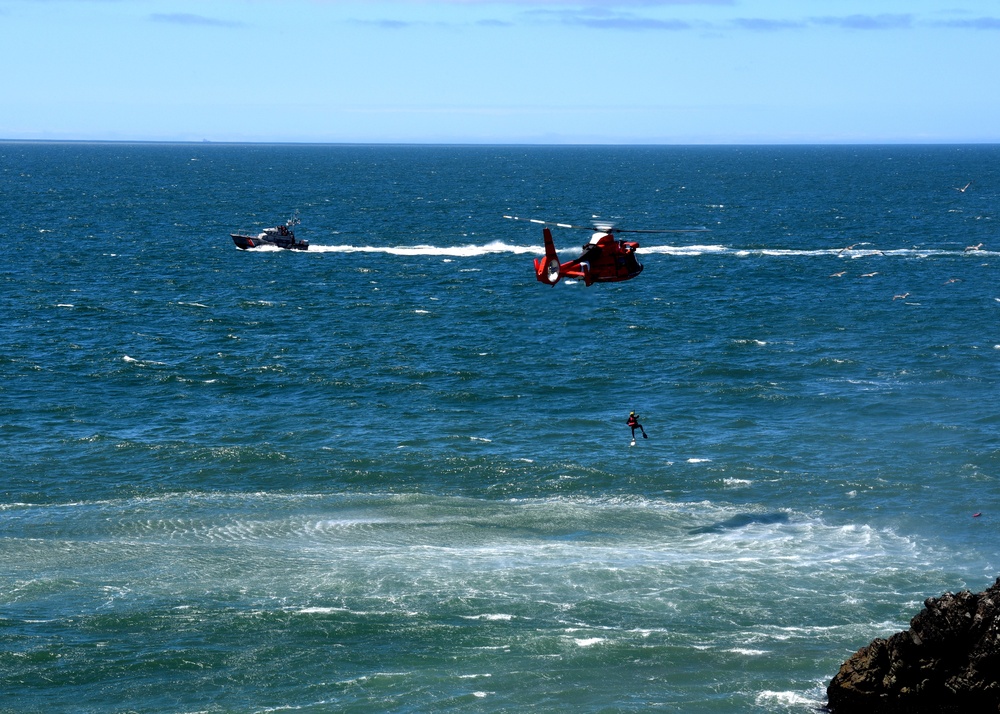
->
(503, 215, 587, 230)
(609, 227, 710, 234)
(505, 215, 709, 234)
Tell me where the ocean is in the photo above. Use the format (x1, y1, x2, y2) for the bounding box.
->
(1, 142, 998, 712)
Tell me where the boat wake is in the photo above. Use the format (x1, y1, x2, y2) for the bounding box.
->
(284, 242, 993, 259)
(307, 241, 539, 257)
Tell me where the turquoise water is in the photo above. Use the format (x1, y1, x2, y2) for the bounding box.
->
(2, 143, 999, 712)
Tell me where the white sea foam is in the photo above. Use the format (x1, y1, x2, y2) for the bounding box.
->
(122, 355, 167, 366)
(572, 637, 606, 647)
(755, 689, 822, 707)
(173, 239, 1000, 261)
(4, 489, 946, 710)
(642, 244, 729, 255)
(309, 241, 539, 256)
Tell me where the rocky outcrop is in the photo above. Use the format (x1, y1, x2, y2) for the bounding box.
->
(827, 578, 1000, 713)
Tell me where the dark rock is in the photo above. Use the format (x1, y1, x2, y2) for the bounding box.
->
(827, 577, 1000, 713)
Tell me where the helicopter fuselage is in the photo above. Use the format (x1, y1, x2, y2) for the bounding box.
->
(534, 228, 642, 286)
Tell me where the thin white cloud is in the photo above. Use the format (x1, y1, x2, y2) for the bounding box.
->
(148, 13, 246, 28)
(348, 16, 464, 28)
(732, 18, 806, 31)
(580, 16, 692, 29)
(525, 6, 693, 29)
(342, 6, 1000, 33)
(349, 17, 414, 28)
(931, 17, 1000, 29)
(810, 13, 914, 30)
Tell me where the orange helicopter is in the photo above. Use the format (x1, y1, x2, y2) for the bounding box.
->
(505, 215, 707, 287)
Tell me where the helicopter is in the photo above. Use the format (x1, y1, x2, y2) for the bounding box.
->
(504, 215, 707, 287)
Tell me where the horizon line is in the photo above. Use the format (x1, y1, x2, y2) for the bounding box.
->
(3, 138, 1000, 148)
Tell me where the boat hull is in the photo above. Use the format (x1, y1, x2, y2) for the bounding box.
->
(230, 234, 309, 251)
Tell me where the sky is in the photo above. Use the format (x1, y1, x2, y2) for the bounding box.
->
(2, 0, 999, 144)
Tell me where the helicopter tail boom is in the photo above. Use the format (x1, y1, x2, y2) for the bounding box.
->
(534, 228, 564, 286)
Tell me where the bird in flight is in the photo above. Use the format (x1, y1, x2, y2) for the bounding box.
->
(954, 181, 973, 192)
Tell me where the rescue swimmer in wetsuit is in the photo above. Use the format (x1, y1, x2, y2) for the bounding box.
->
(627, 411, 648, 440)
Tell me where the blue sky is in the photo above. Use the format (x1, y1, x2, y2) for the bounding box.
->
(2, 0, 999, 143)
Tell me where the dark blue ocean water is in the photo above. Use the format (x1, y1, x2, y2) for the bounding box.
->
(2, 142, 999, 712)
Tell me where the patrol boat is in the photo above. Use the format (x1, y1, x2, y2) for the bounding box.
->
(231, 217, 308, 250)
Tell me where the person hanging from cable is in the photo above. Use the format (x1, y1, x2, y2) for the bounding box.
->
(627, 411, 648, 440)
